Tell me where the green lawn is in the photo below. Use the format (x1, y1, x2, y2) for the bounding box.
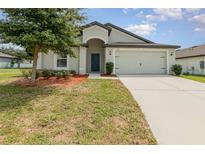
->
(0, 69, 156, 144)
(0, 69, 30, 82)
(181, 75, 205, 83)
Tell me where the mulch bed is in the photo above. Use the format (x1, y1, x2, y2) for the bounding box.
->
(100, 74, 117, 77)
(11, 76, 88, 88)
(73, 74, 89, 78)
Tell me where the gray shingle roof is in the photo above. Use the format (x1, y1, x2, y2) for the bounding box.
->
(104, 42, 180, 49)
(0, 52, 15, 59)
(83, 21, 180, 48)
(176, 44, 205, 59)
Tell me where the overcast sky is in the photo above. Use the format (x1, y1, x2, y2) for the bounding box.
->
(85, 8, 205, 48)
(0, 9, 205, 49)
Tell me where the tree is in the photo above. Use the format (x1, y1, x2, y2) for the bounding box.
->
(0, 9, 85, 82)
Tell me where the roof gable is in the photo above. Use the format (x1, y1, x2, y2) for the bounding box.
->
(83, 21, 111, 33)
(104, 23, 154, 43)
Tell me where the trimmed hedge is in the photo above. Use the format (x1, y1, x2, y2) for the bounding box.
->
(171, 64, 182, 76)
(21, 69, 75, 79)
(106, 62, 114, 75)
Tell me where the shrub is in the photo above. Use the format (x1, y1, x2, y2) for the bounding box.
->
(51, 70, 57, 77)
(171, 64, 182, 76)
(21, 69, 32, 79)
(106, 62, 114, 75)
(42, 70, 51, 78)
(56, 71, 64, 78)
(41, 70, 72, 79)
(69, 70, 76, 75)
(36, 70, 42, 79)
(62, 70, 71, 80)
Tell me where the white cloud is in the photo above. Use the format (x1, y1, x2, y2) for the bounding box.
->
(122, 8, 128, 15)
(146, 8, 183, 21)
(136, 10, 144, 17)
(185, 8, 201, 13)
(194, 27, 204, 32)
(189, 14, 205, 32)
(125, 23, 157, 36)
(145, 14, 166, 21)
(123, 8, 141, 15)
(189, 14, 205, 24)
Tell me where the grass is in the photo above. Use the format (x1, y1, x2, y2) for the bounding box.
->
(0, 68, 30, 82)
(181, 75, 205, 83)
(0, 69, 156, 144)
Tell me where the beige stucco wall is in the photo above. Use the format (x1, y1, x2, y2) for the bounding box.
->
(37, 48, 80, 73)
(42, 52, 54, 69)
(168, 49, 176, 73)
(83, 25, 108, 43)
(176, 56, 205, 75)
(69, 48, 80, 73)
(108, 28, 145, 43)
(79, 47, 87, 74)
(105, 48, 115, 63)
(83, 24, 146, 44)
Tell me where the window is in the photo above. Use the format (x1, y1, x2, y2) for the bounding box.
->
(57, 55, 67, 67)
(200, 61, 204, 69)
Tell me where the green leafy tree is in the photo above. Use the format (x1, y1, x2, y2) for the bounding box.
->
(0, 9, 85, 82)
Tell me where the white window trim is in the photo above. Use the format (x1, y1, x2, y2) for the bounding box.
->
(53, 54, 69, 70)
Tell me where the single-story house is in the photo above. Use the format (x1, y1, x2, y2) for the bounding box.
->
(37, 21, 180, 75)
(13, 60, 33, 68)
(0, 52, 16, 68)
(176, 44, 205, 75)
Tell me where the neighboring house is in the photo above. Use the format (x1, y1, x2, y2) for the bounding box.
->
(0, 52, 16, 68)
(13, 60, 33, 68)
(176, 44, 205, 75)
(37, 21, 180, 75)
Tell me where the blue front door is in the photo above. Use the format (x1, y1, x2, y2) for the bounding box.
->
(91, 53, 100, 72)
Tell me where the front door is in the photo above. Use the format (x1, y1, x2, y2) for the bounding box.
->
(91, 53, 100, 72)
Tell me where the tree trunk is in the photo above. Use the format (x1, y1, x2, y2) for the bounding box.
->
(31, 45, 40, 82)
(17, 59, 20, 68)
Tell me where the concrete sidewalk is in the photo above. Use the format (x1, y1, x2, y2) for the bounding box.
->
(88, 73, 118, 79)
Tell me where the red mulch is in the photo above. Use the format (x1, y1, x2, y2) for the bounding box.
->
(100, 73, 117, 77)
(73, 74, 89, 77)
(11, 76, 87, 88)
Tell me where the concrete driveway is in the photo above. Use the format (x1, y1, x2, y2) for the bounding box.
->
(119, 75, 205, 144)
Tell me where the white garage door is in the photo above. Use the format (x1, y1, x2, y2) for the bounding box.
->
(115, 50, 167, 74)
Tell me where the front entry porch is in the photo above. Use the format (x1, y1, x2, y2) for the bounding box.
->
(79, 38, 115, 75)
(86, 38, 105, 73)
